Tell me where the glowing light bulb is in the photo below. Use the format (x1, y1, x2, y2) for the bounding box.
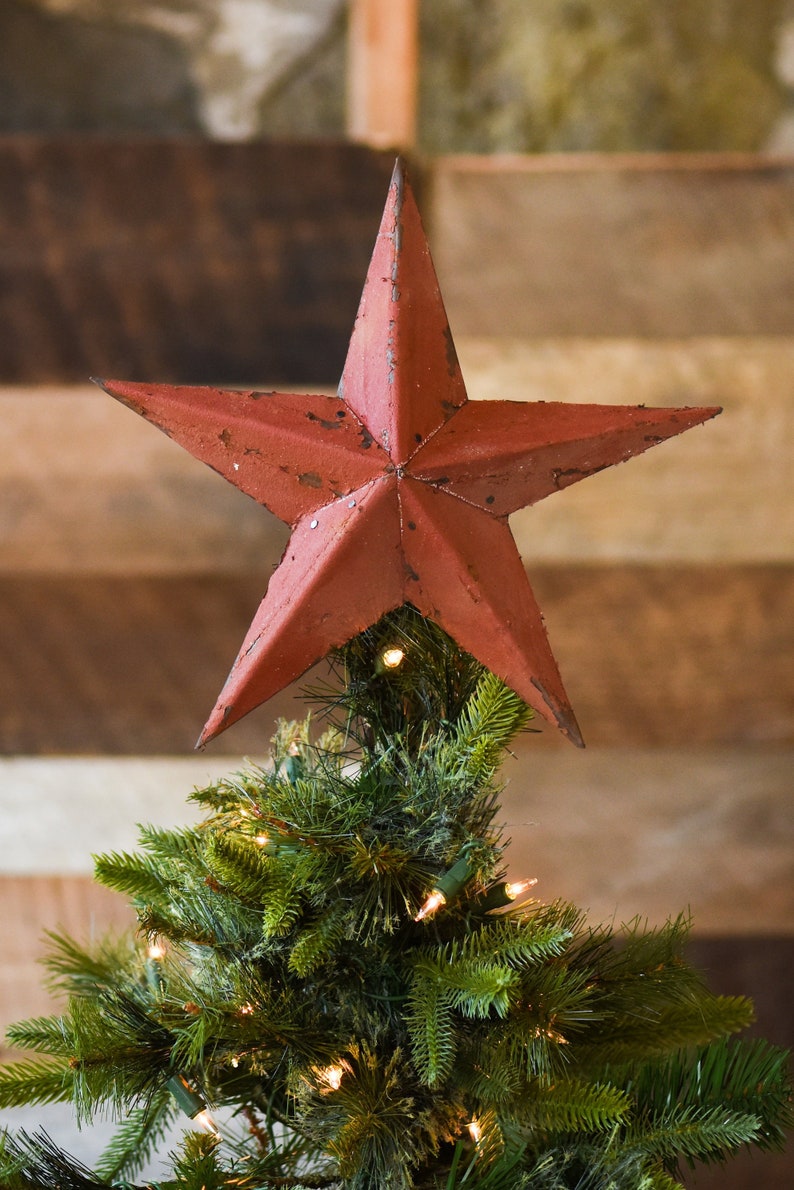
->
(145, 942, 166, 994)
(414, 889, 446, 921)
(380, 646, 405, 669)
(318, 1064, 344, 1091)
(530, 1023, 569, 1045)
(166, 1073, 218, 1132)
(194, 1108, 221, 1137)
(467, 1119, 482, 1144)
(239, 1003, 255, 1015)
(231, 1057, 240, 1069)
(504, 878, 538, 901)
(254, 833, 270, 847)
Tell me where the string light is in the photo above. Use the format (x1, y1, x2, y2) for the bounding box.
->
(374, 644, 406, 675)
(530, 1023, 569, 1045)
(316, 1064, 345, 1092)
(166, 1073, 220, 1137)
(145, 941, 166, 994)
(467, 1119, 483, 1144)
(279, 739, 303, 784)
(415, 889, 446, 921)
(478, 877, 538, 913)
(414, 852, 477, 922)
(238, 798, 264, 819)
(253, 829, 291, 855)
(194, 1108, 222, 1138)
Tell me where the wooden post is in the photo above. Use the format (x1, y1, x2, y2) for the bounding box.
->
(347, 0, 418, 149)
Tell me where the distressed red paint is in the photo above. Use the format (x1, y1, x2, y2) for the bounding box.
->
(98, 159, 720, 747)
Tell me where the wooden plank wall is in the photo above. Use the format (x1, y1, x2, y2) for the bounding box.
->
(0, 139, 397, 384)
(0, 146, 791, 1185)
(426, 157, 794, 1188)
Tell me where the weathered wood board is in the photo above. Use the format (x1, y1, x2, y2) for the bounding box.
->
(3, 342, 792, 571)
(1, 750, 790, 932)
(0, 139, 397, 383)
(1, 150, 792, 1190)
(0, 569, 790, 753)
(0, 875, 132, 1060)
(429, 153, 794, 337)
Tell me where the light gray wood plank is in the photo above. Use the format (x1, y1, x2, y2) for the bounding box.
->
(1, 749, 790, 932)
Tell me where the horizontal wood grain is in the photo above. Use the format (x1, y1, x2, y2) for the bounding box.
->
(3, 341, 792, 571)
(0, 569, 790, 753)
(0, 875, 133, 1057)
(2, 749, 791, 931)
(457, 336, 793, 563)
(0, 139, 397, 384)
(429, 154, 794, 336)
(5, 148, 794, 387)
(1, 867, 790, 1049)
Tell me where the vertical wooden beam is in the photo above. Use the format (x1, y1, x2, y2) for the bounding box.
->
(347, 0, 418, 149)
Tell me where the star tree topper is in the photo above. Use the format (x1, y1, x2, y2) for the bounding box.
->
(98, 159, 720, 748)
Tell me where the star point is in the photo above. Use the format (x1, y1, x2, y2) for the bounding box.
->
(99, 158, 721, 747)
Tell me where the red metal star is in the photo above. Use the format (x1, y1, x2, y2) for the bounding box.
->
(98, 159, 720, 748)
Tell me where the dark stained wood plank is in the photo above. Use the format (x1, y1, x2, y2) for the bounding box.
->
(430, 154, 794, 336)
(535, 563, 794, 747)
(686, 938, 794, 1189)
(0, 139, 399, 384)
(0, 567, 790, 754)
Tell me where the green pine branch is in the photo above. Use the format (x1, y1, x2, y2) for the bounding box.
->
(0, 1128, 114, 1189)
(626, 1102, 761, 1167)
(92, 848, 175, 902)
(524, 1076, 631, 1135)
(625, 1035, 793, 1154)
(0, 1058, 73, 1109)
(4, 1015, 73, 1059)
(1, 608, 790, 1189)
(405, 978, 457, 1087)
(41, 931, 139, 998)
(93, 1085, 176, 1182)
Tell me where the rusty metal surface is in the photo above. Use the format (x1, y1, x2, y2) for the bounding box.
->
(100, 159, 720, 748)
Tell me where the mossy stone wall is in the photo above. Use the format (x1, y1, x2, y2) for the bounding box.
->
(419, 0, 790, 152)
(0, 0, 792, 150)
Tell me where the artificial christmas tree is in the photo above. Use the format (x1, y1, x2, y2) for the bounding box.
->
(0, 161, 789, 1189)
